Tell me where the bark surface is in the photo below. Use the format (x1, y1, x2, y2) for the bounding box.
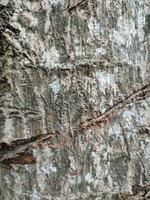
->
(0, 0, 150, 199)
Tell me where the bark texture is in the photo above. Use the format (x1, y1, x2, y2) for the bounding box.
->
(0, 0, 150, 199)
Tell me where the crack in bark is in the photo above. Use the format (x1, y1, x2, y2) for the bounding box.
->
(0, 133, 55, 166)
(68, 0, 87, 12)
(1, 149, 36, 166)
(0, 16, 20, 36)
(78, 82, 150, 130)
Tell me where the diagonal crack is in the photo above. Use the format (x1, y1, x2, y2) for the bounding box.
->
(68, 0, 87, 12)
(78, 82, 150, 130)
(0, 133, 55, 166)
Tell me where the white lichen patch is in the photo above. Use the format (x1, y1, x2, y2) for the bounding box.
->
(86, 186, 91, 192)
(41, 0, 64, 11)
(49, 0, 64, 6)
(41, 47, 60, 68)
(110, 1, 148, 69)
(31, 2, 41, 12)
(49, 79, 60, 98)
(33, 147, 55, 192)
(112, 16, 136, 47)
(88, 17, 100, 38)
(68, 177, 76, 185)
(21, 12, 38, 27)
(94, 47, 106, 57)
(75, 45, 85, 57)
(91, 151, 97, 164)
(41, 164, 57, 174)
(135, 102, 150, 126)
(95, 71, 117, 93)
(90, 150, 104, 178)
(122, 109, 134, 121)
(30, 189, 41, 200)
(108, 123, 122, 137)
(107, 175, 113, 189)
(85, 172, 93, 184)
(2, 118, 14, 143)
(122, 101, 150, 129)
(140, 140, 150, 160)
(69, 156, 78, 171)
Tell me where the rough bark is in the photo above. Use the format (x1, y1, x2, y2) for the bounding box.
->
(0, 0, 150, 199)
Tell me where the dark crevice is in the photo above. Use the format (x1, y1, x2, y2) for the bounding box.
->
(0, 133, 55, 153)
(0, 3, 20, 36)
(1, 148, 36, 166)
(132, 184, 150, 197)
(120, 184, 150, 199)
(0, 133, 55, 167)
(68, 0, 87, 12)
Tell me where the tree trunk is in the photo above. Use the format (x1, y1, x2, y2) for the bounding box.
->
(0, 0, 150, 199)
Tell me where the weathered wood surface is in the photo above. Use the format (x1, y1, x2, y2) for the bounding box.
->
(0, 0, 150, 199)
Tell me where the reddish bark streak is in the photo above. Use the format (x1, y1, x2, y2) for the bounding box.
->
(79, 83, 150, 130)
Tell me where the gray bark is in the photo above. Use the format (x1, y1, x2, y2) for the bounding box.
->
(0, 0, 150, 199)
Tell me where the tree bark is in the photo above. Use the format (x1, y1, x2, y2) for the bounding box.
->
(0, 0, 150, 199)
